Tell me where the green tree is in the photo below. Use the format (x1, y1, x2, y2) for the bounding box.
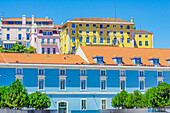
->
(4, 79, 29, 109)
(0, 86, 9, 108)
(126, 93, 135, 108)
(112, 90, 129, 109)
(11, 43, 27, 53)
(133, 90, 143, 108)
(29, 91, 51, 110)
(27, 46, 35, 53)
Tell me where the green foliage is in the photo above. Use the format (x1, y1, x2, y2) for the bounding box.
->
(4, 79, 29, 109)
(29, 91, 51, 110)
(0, 86, 9, 108)
(27, 46, 35, 53)
(111, 83, 170, 109)
(10, 43, 27, 53)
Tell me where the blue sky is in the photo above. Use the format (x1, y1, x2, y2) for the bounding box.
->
(0, 0, 170, 48)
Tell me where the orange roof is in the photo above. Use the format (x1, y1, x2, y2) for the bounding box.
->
(0, 53, 86, 65)
(3, 18, 52, 21)
(133, 30, 152, 34)
(69, 17, 131, 23)
(79, 46, 170, 67)
(54, 25, 62, 29)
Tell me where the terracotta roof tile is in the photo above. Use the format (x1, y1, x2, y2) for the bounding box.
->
(133, 30, 153, 34)
(80, 46, 170, 67)
(0, 53, 86, 65)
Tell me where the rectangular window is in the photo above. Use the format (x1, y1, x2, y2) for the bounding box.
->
(26, 42, 30, 48)
(26, 34, 30, 40)
(139, 41, 142, 46)
(38, 78, 44, 90)
(81, 80, 86, 90)
(18, 34, 22, 40)
(93, 37, 96, 44)
(53, 39, 56, 44)
(7, 28, 10, 31)
(113, 25, 116, 28)
(139, 71, 144, 76)
(100, 31, 103, 35)
(113, 30, 116, 34)
(60, 79, 66, 90)
(139, 34, 142, 38)
(72, 23, 75, 28)
(100, 37, 103, 44)
(79, 24, 82, 27)
(18, 28, 21, 31)
(127, 31, 130, 35)
(101, 70, 106, 76)
(100, 24, 103, 28)
(107, 37, 110, 44)
(120, 38, 124, 44)
(35, 29, 37, 33)
(7, 34, 10, 40)
(47, 48, 50, 54)
(38, 69, 44, 75)
(158, 71, 163, 77)
(158, 81, 163, 85)
(35, 38, 37, 42)
(101, 99, 107, 110)
(60, 69, 66, 75)
(93, 24, 96, 27)
(86, 37, 89, 43)
(145, 41, 148, 46)
(81, 99, 87, 110)
(79, 37, 82, 43)
(120, 31, 123, 35)
(127, 38, 130, 43)
(72, 30, 75, 35)
(47, 39, 50, 44)
(120, 70, 125, 76)
(72, 46, 76, 53)
(117, 58, 122, 66)
(80, 70, 86, 76)
(53, 48, 56, 54)
(107, 30, 110, 35)
(26, 28, 29, 32)
(72, 37, 75, 43)
(101, 80, 106, 90)
(86, 30, 89, 34)
(134, 41, 136, 46)
(107, 24, 110, 28)
(121, 80, 125, 90)
(16, 68, 22, 75)
(42, 48, 45, 54)
(120, 25, 123, 29)
(139, 80, 145, 90)
(86, 24, 89, 27)
(79, 29, 82, 34)
(145, 34, 148, 38)
(126, 25, 130, 29)
(93, 30, 96, 34)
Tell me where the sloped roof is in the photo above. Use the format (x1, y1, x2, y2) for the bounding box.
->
(133, 30, 153, 34)
(0, 53, 86, 65)
(79, 46, 170, 67)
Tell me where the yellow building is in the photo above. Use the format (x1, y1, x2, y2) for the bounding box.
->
(60, 17, 153, 54)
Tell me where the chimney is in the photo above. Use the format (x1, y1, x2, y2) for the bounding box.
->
(32, 15, 34, 25)
(22, 15, 26, 26)
(1, 16, 3, 21)
(130, 17, 133, 23)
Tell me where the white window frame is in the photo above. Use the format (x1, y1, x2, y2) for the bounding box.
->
(93, 30, 96, 34)
(157, 78, 164, 85)
(100, 77, 107, 91)
(80, 69, 86, 76)
(80, 77, 87, 91)
(120, 30, 123, 35)
(86, 37, 90, 44)
(16, 68, 23, 75)
(113, 30, 117, 35)
(59, 76, 67, 91)
(15, 75, 24, 84)
(81, 98, 87, 110)
(79, 29, 82, 34)
(86, 30, 89, 35)
(119, 77, 126, 91)
(101, 99, 107, 110)
(120, 70, 126, 77)
(38, 68, 45, 75)
(38, 76, 45, 91)
(139, 70, 144, 77)
(139, 78, 145, 91)
(157, 71, 163, 77)
(100, 69, 106, 76)
(59, 69, 66, 76)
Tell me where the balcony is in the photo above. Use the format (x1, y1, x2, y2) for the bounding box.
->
(41, 42, 57, 45)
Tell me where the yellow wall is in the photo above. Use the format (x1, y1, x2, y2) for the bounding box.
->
(60, 22, 153, 54)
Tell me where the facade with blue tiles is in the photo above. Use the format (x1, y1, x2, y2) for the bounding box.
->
(0, 63, 169, 112)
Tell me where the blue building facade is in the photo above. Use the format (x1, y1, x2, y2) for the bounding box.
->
(0, 63, 169, 112)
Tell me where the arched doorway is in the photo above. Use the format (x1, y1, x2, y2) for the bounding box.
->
(58, 101, 68, 113)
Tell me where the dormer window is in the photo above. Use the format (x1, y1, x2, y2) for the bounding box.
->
(93, 56, 103, 65)
(112, 57, 122, 66)
(131, 57, 141, 66)
(149, 58, 159, 67)
(167, 59, 170, 64)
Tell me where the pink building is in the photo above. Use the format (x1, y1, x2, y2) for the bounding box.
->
(1, 15, 60, 54)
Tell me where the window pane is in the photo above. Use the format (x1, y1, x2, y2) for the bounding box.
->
(121, 80, 125, 90)
(39, 79, 44, 89)
(81, 100, 86, 110)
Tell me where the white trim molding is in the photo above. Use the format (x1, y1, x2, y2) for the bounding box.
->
(80, 76, 87, 91)
(38, 75, 45, 91)
(119, 77, 127, 91)
(101, 98, 107, 110)
(138, 77, 146, 91)
(59, 75, 67, 91)
(80, 98, 87, 110)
